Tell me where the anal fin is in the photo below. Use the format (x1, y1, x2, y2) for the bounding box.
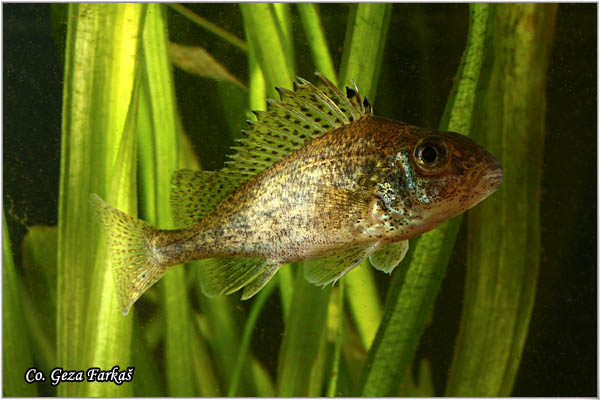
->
(198, 257, 269, 297)
(241, 262, 282, 300)
(304, 243, 379, 286)
(368, 240, 409, 274)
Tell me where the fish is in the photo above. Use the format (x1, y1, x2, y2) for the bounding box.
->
(90, 73, 503, 315)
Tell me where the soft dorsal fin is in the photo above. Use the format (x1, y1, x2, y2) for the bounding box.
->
(171, 169, 245, 227)
(221, 73, 372, 180)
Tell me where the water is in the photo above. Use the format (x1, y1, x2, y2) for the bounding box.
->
(3, 4, 596, 396)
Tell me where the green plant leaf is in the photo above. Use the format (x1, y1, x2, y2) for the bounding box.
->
(339, 3, 392, 103)
(277, 273, 332, 396)
(228, 279, 277, 396)
(131, 316, 165, 396)
(3, 212, 37, 397)
(57, 4, 145, 396)
(445, 4, 557, 396)
(326, 284, 344, 397)
(239, 3, 294, 98)
(21, 226, 58, 385)
(297, 4, 337, 83)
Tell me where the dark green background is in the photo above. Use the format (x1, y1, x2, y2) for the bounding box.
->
(3, 4, 596, 396)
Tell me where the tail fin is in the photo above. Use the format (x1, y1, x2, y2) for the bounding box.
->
(89, 194, 166, 315)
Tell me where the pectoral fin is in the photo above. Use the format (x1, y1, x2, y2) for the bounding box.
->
(198, 257, 269, 297)
(368, 240, 409, 274)
(304, 243, 379, 286)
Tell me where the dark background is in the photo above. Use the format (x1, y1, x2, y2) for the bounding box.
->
(3, 4, 596, 396)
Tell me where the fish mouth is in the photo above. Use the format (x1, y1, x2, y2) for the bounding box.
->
(465, 161, 503, 199)
(479, 152, 504, 190)
(482, 167, 504, 189)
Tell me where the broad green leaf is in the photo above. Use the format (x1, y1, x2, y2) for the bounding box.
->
(3, 212, 37, 396)
(344, 262, 383, 350)
(445, 4, 557, 395)
(58, 4, 145, 396)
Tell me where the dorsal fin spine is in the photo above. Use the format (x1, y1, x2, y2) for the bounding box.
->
(256, 113, 316, 142)
(296, 77, 350, 125)
(249, 119, 306, 145)
(314, 73, 361, 121)
(350, 80, 365, 115)
(230, 148, 273, 165)
(277, 86, 338, 128)
(238, 137, 286, 155)
(270, 101, 326, 135)
(271, 88, 325, 130)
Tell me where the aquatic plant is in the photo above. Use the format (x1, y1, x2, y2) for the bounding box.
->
(3, 3, 557, 397)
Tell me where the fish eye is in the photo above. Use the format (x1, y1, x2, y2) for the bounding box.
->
(413, 136, 451, 174)
(420, 146, 438, 164)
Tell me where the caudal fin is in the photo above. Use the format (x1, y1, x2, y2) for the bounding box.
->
(90, 194, 166, 315)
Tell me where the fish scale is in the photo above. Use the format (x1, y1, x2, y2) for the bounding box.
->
(90, 73, 503, 315)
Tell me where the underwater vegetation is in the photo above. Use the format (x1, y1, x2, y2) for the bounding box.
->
(3, 3, 596, 397)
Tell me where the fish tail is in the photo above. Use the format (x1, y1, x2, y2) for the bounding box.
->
(90, 194, 166, 316)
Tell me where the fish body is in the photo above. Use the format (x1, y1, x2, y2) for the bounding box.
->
(91, 74, 503, 315)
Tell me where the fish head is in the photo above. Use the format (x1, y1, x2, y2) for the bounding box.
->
(372, 126, 503, 239)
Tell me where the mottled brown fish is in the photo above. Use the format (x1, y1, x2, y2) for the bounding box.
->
(91, 74, 503, 315)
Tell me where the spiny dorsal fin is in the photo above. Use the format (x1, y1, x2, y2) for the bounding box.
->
(171, 169, 245, 227)
(221, 73, 372, 180)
